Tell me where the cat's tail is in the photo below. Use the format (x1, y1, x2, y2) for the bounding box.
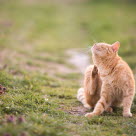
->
(77, 88, 85, 103)
(77, 88, 91, 109)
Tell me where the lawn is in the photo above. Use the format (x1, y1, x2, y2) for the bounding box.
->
(0, 0, 136, 136)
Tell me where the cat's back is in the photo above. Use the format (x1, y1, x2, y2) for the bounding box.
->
(111, 57, 135, 88)
(109, 57, 135, 107)
(115, 58, 134, 78)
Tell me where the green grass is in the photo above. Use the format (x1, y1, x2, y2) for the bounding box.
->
(0, 0, 136, 136)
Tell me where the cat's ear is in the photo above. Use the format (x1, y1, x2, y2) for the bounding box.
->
(112, 41, 120, 52)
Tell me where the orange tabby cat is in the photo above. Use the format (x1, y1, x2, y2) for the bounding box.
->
(78, 41, 135, 117)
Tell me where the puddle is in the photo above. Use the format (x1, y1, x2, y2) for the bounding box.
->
(67, 49, 92, 74)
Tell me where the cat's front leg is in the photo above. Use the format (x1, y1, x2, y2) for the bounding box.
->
(85, 84, 111, 118)
(85, 96, 109, 118)
(122, 90, 134, 117)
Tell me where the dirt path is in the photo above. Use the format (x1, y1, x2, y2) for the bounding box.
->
(67, 49, 92, 74)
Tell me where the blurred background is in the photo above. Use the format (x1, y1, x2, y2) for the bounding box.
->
(0, 0, 136, 74)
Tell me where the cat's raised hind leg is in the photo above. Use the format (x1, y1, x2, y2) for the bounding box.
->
(84, 65, 101, 107)
(77, 65, 99, 109)
(84, 65, 98, 95)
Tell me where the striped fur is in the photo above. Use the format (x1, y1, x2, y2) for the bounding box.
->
(77, 65, 102, 109)
(77, 88, 92, 109)
(77, 64, 114, 114)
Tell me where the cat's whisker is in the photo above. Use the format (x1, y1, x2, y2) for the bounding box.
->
(93, 39, 97, 43)
(78, 47, 92, 54)
(102, 40, 106, 43)
(89, 35, 97, 43)
(75, 47, 90, 53)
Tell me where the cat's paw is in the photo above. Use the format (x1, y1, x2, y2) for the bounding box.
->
(85, 112, 95, 118)
(106, 107, 113, 113)
(123, 112, 132, 117)
(83, 104, 92, 110)
(92, 65, 98, 77)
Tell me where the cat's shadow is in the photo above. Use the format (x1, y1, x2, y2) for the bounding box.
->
(87, 106, 136, 117)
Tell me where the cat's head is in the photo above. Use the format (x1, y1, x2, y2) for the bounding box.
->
(91, 41, 120, 58)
